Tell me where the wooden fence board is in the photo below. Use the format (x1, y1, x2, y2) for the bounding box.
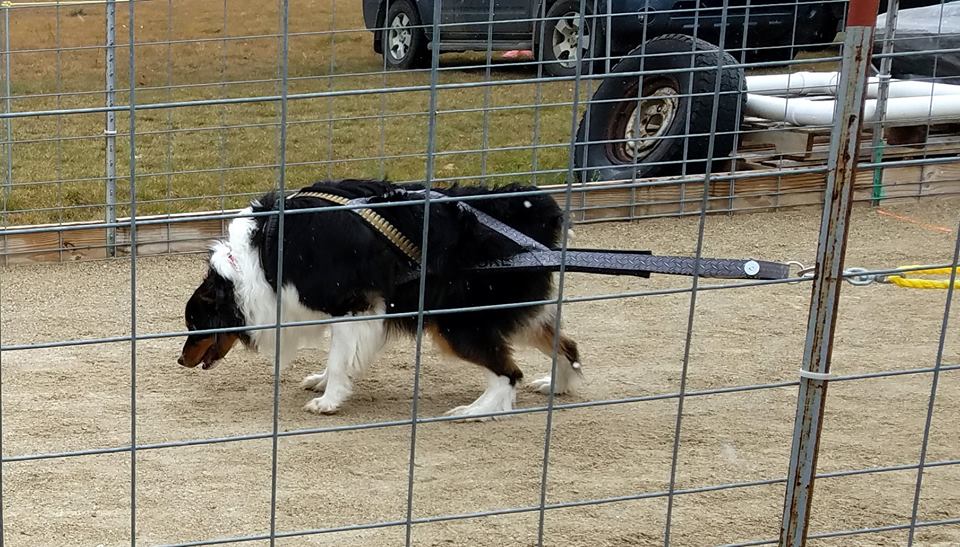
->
(2, 162, 958, 265)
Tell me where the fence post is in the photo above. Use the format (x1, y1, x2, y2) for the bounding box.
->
(779, 0, 880, 544)
(105, 0, 118, 256)
(870, 0, 899, 205)
(2, 3, 12, 215)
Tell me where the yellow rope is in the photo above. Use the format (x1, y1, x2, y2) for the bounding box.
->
(886, 266, 960, 290)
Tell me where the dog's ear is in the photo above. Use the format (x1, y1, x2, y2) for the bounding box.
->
(193, 271, 223, 305)
(195, 282, 218, 305)
(213, 278, 233, 305)
(196, 270, 237, 311)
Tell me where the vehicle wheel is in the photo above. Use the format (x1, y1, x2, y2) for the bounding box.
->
(382, 0, 428, 70)
(539, 0, 601, 77)
(573, 34, 745, 182)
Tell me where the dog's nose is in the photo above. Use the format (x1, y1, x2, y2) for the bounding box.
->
(177, 355, 186, 367)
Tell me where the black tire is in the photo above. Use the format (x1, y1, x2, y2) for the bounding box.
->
(538, 0, 602, 78)
(573, 34, 745, 182)
(381, 0, 428, 70)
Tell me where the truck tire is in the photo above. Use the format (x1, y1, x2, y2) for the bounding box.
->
(573, 34, 745, 182)
(538, 0, 602, 77)
(382, 0, 428, 70)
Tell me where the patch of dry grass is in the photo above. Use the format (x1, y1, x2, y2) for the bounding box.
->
(3, 0, 589, 225)
(2, 1, 841, 226)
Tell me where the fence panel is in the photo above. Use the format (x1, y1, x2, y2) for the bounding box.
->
(0, 0, 958, 545)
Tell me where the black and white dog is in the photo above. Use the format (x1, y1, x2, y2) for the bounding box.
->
(178, 179, 582, 419)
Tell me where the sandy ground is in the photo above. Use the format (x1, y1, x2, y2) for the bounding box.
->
(1, 199, 959, 547)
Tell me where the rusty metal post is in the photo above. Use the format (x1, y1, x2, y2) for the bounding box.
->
(779, 0, 880, 544)
(2, 4, 11, 214)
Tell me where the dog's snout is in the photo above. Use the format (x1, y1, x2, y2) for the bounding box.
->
(177, 355, 186, 367)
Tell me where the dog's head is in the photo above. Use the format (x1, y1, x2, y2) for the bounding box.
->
(178, 266, 246, 370)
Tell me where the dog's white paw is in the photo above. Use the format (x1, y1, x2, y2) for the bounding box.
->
(527, 375, 566, 395)
(304, 395, 341, 415)
(444, 380, 516, 422)
(300, 371, 328, 392)
(527, 371, 581, 395)
(444, 404, 499, 422)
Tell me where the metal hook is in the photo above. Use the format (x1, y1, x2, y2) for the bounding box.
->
(787, 261, 815, 282)
(788, 262, 880, 286)
(843, 267, 876, 286)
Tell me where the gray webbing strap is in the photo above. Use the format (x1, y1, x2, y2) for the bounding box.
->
(320, 188, 792, 281)
(469, 250, 790, 280)
(402, 189, 551, 252)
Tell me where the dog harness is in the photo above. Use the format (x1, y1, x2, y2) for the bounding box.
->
(275, 188, 792, 282)
(285, 191, 422, 263)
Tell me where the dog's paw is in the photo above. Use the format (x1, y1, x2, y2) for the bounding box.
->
(527, 375, 570, 395)
(444, 405, 498, 423)
(304, 395, 341, 415)
(300, 371, 328, 392)
(443, 388, 515, 422)
(527, 376, 561, 395)
(527, 373, 579, 395)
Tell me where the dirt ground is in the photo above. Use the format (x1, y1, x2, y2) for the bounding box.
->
(1, 199, 959, 546)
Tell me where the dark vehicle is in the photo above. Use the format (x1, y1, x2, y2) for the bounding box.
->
(874, 2, 960, 84)
(361, 0, 845, 75)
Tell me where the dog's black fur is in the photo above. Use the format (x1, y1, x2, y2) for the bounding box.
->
(180, 179, 581, 406)
(259, 179, 569, 383)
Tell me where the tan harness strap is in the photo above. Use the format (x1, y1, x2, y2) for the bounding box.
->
(286, 191, 422, 263)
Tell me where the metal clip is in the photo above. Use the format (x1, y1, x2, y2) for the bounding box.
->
(843, 267, 877, 286)
(787, 261, 815, 282)
(788, 262, 881, 286)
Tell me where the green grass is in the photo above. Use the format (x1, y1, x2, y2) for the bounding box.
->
(2, 1, 841, 226)
(2, 0, 591, 226)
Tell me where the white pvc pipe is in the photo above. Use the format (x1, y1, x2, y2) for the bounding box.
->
(745, 71, 960, 99)
(745, 94, 837, 126)
(875, 80, 960, 99)
(744, 93, 960, 126)
(746, 72, 843, 96)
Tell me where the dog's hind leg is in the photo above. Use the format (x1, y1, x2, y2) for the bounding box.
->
(524, 320, 583, 396)
(303, 308, 386, 415)
(438, 327, 522, 422)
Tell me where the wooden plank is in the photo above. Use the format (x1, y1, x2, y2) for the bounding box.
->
(61, 228, 108, 262)
(740, 127, 813, 158)
(3, 230, 62, 264)
(1, 161, 958, 265)
(739, 121, 960, 163)
(885, 125, 928, 146)
(114, 218, 224, 257)
(0, 212, 230, 265)
(3, 226, 106, 262)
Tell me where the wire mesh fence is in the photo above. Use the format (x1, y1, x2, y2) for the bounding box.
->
(0, 0, 958, 545)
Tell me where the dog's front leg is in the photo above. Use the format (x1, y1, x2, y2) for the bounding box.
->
(303, 314, 385, 415)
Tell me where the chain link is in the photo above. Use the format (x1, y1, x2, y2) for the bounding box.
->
(787, 261, 886, 286)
